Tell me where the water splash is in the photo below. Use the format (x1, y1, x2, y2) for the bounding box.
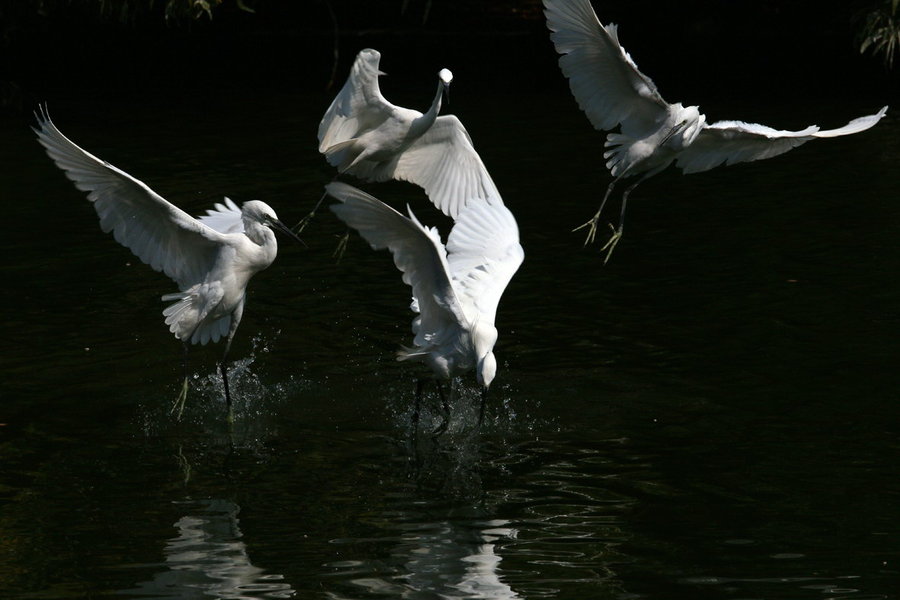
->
(137, 331, 308, 439)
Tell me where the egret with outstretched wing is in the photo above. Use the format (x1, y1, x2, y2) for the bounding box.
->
(326, 182, 523, 431)
(300, 48, 499, 232)
(34, 108, 301, 422)
(544, 0, 888, 260)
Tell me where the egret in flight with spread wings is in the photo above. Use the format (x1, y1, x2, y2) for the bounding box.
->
(299, 48, 499, 233)
(326, 182, 523, 431)
(34, 108, 301, 423)
(544, 0, 888, 261)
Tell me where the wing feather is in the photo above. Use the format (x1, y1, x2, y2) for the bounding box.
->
(34, 108, 226, 290)
(543, 0, 669, 136)
(676, 106, 888, 174)
(381, 115, 500, 219)
(318, 48, 396, 153)
(326, 182, 468, 347)
(446, 199, 524, 326)
(197, 197, 245, 234)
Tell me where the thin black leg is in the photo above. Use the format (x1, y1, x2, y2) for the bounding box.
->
(432, 381, 451, 435)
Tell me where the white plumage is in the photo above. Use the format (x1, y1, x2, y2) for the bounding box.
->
(318, 48, 499, 220)
(326, 182, 522, 426)
(544, 0, 888, 255)
(34, 107, 300, 418)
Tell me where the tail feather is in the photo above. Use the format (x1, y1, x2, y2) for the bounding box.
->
(161, 289, 230, 346)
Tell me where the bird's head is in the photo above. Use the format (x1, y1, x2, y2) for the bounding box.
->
(476, 351, 497, 390)
(474, 324, 499, 390)
(241, 200, 304, 245)
(438, 68, 453, 105)
(663, 104, 705, 149)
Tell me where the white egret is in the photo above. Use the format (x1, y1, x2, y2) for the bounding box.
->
(326, 182, 523, 431)
(544, 0, 888, 260)
(34, 108, 301, 422)
(300, 48, 499, 232)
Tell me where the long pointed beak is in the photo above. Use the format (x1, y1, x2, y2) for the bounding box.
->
(272, 218, 306, 247)
(660, 120, 688, 145)
(478, 384, 489, 425)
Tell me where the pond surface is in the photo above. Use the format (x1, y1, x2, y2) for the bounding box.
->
(1, 53, 899, 599)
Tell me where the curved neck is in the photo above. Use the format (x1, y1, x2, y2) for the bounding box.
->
(409, 78, 444, 138)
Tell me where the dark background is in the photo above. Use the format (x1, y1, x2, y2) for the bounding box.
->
(1, 0, 896, 109)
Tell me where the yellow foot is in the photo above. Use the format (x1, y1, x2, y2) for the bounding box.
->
(171, 377, 189, 421)
(600, 224, 623, 264)
(294, 211, 315, 234)
(572, 214, 602, 246)
(333, 231, 350, 262)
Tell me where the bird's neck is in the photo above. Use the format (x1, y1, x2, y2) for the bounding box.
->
(409, 79, 444, 138)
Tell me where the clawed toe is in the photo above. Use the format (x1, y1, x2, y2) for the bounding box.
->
(600, 225, 623, 264)
(572, 215, 601, 246)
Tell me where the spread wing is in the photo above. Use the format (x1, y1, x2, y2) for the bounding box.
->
(318, 48, 396, 152)
(543, 0, 670, 137)
(676, 106, 889, 174)
(446, 198, 524, 326)
(326, 182, 468, 347)
(34, 107, 228, 290)
(197, 197, 244, 234)
(381, 115, 500, 219)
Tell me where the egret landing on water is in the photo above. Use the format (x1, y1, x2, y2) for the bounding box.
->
(34, 107, 302, 424)
(326, 182, 523, 434)
(300, 48, 500, 237)
(544, 0, 889, 262)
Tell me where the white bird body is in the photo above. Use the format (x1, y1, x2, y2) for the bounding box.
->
(34, 109, 299, 417)
(326, 182, 523, 396)
(318, 48, 499, 219)
(543, 0, 888, 254)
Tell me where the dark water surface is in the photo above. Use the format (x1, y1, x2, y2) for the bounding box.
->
(2, 57, 900, 599)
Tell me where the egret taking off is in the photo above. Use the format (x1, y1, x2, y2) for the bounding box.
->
(34, 107, 301, 422)
(544, 0, 888, 261)
(326, 182, 523, 431)
(301, 48, 499, 231)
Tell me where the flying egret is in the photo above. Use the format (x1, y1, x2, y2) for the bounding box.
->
(544, 0, 889, 260)
(299, 48, 499, 233)
(326, 182, 523, 431)
(33, 107, 301, 422)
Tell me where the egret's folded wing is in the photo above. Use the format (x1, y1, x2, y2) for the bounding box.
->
(676, 106, 888, 174)
(446, 199, 524, 326)
(381, 115, 500, 219)
(543, 0, 669, 136)
(318, 48, 395, 152)
(34, 109, 225, 289)
(197, 197, 244, 234)
(326, 182, 468, 343)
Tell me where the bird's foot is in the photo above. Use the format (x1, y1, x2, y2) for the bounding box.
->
(171, 377, 189, 421)
(294, 211, 315, 234)
(572, 212, 602, 246)
(600, 224, 623, 264)
(332, 231, 350, 262)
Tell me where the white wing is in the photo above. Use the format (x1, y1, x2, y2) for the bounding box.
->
(446, 199, 524, 326)
(318, 48, 395, 152)
(326, 182, 468, 348)
(676, 106, 889, 174)
(543, 0, 669, 137)
(378, 115, 500, 219)
(34, 108, 227, 290)
(197, 197, 244, 234)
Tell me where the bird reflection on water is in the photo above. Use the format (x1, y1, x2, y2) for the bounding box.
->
(122, 498, 295, 599)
